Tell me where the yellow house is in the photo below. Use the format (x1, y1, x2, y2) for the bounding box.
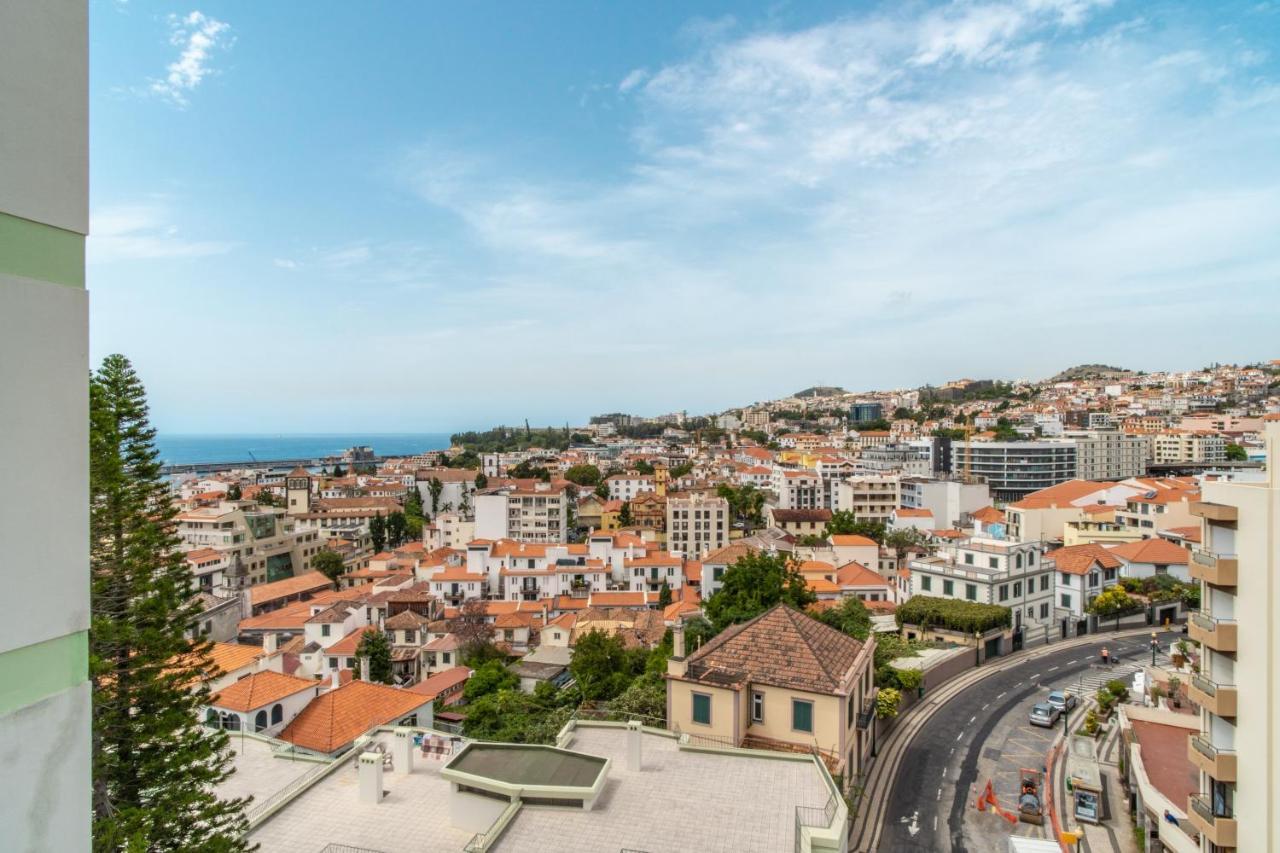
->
(666, 604, 877, 783)
(599, 500, 623, 531)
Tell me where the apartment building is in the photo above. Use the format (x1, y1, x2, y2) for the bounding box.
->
(858, 443, 931, 477)
(950, 440, 1078, 501)
(1154, 431, 1228, 465)
(472, 482, 569, 543)
(1066, 430, 1152, 481)
(177, 501, 324, 590)
(666, 493, 729, 558)
(0, 3, 91, 847)
(834, 474, 901, 523)
(1183, 421, 1280, 852)
(907, 538, 1056, 640)
(605, 472, 656, 502)
(771, 468, 822, 509)
(899, 477, 991, 529)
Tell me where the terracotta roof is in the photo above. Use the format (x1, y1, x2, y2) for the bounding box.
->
(893, 507, 933, 518)
(384, 610, 431, 631)
(278, 680, 430, 754)
(406, 666, 472, 699)
(835, 561, 887, 587)
(1161, 526, 1202, 544)
(212, 671, 318, 712)
(970, 507, 1005, 524)
(1108, 538, 1190, 565)
(701, 543, 759, 565)
(1047, 543, 1122, 576)
(771, 508, 833, 523)
(1008, 480, 1111, 510)
(206, 642, 266, 676)
(683, 561, 703, 583)
(249, 571, 334, 606)
(325, 627, 379, 657)
(681, 604, 866, 695)
(830, 534, 878, 547)
(589, 591, 660, 608)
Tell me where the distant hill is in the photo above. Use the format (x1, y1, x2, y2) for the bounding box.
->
(792, 386, 847, 398)
(1047, 364, 1132, 383)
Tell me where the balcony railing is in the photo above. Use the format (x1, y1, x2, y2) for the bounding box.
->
(1188, 793, 1238, 848)
(1190, 550, 1238, 586)
(1189, 612, 1238, 652)
(1188, 734, 1237, 782)
(1189, 672, 1237, 717)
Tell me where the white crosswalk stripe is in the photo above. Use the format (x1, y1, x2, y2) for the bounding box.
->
(1044, 651, 1170, 697)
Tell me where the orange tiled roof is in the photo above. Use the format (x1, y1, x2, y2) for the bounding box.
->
(406, 665, 471, 699)
(213, 670, 318, 712)
(249, 571, 334, 606)
(206, 642, 266, 676)
(835, 561, 886, 587)
(278, 680, 429, 754)
(1047, 543, 1122, 576)
(1108, 538, 1190, 565)
(830, 534, 878, 547)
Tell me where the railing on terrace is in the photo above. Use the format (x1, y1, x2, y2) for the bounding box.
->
(319, 845, 389, 853)
(248, 759, 335, 823)
(793, 791, 840, 853)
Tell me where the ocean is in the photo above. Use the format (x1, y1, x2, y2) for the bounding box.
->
(155, 433, 454, 467)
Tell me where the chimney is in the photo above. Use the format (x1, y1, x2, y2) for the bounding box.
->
(360, 656, 371, 683)
(392, 727, 414, 775)
(262, 632, 278, 656)
(667, 619, 688, 678)
(358, 752, 384, 803)
(331, 668, 341, 690)
(627, 719, 643, 771)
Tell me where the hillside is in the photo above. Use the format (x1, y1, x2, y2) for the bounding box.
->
(1047, 364, 1132, 383)
(792, 386, 847, 398)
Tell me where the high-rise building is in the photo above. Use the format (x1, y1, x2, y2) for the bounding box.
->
(666, 493, 729, 558)
(1184, 419, 1280, 852)
(950, 440, 1078, 502)
(0, 1, 90, 847)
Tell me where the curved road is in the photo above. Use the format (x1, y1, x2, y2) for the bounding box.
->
(876, 630, 1179, 852)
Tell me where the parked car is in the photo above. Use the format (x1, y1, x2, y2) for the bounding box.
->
(1047, 690, 1077, 713)
(1029, 703, 1061, 728)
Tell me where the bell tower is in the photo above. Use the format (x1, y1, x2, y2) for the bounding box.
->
(285, 466, 312, 515)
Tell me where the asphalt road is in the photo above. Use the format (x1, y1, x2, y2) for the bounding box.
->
(877, 630, 1180, 853)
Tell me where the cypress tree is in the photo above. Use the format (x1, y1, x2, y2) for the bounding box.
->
(89, 354, 252, 851)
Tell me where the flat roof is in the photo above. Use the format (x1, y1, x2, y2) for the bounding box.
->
(446, 742, 605, 788)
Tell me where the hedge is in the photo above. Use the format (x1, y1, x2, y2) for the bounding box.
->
(895, 595, 1012, 634)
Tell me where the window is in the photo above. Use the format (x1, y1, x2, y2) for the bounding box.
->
(989, 557, 998, 569)
(1060, 572, 1069, 585)
(321, 624, 331, 637)
(1039, 603, 1049, 619)
(921, 576, 932, 591)
(963, 553, 974, 565)
(965, 584, 977, 601)
(254, 710, 268, 732)
(328, 657, 338, 669)
(752, 691, 764, 723)
(1088, 572, 1099, 588)
(271, 703, 283, 725)
(792, 699, 814, 733)
(998, 585, 1009, 602)
(1015, 554, 1023, 569)
(692, 693, 712, 725)
(1027, 551, 1035, 565)
(1013, 582, 1022, 597)
(943, 580, 954, 596)
(1061, 594, 1071, 608)
(1040, 574, 1049, 591)
(442, 652, 451, 664)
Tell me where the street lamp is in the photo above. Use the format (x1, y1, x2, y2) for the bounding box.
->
(1150, 632, 1159, 667)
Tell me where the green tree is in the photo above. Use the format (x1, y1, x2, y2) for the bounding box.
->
(618, 500, 633, 527)
(387, 511, 407, 547)
(356, 629, 393, 684)
(704, 552, 816, 632)
(369, 513, 387, 553)
(464, 660, 519, 702)
(255, 489, 278, 507)
(716, 483, 765, 532)
(606, 671, 667, 724)
(1225, 443, 1247, 461)
(658, 581, 673, 608)
(404, 485, 424, 522)
(884, 527, 928, 568)
(474, 472, 488, 489)
(89, 354, 251, 851)
(633, 460, 655, 475)
(814, 596, 872, 640)
(564, 464, 602, 487)
(312, 549, 346, 590)
(427, 477, 444, 513)
(332, 464, 347, 477)
(875, 687, 902, 719)
(510, 460, 552, 481)
(571, 630, 636, 701)
(669, 461, 694, 478)
(824, 509, 885, 542)
(594, 481, 611, 500)
(1088, 586, 1138, 631)
(225, 483, 241, 500)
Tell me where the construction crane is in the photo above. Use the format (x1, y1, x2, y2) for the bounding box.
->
(961, 421, 974, 484)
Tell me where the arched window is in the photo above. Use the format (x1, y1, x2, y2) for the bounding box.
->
(271, 703, 283, 726)
(254, 710, 268, 732)
(205, 708, 218, 727)
(221, 712, 240, 731)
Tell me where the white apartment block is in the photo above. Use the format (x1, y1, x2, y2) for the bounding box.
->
(813, 458, 857, 508)
(606, 473, 656, 502)
(1183, 421, 1280, 852)
(834, 474, 901, 523)
(625, 554, 684, 593)
(950, 440, 1078, 502)
(1066, 431, 1152, 481)
(666, 493, 730, 558)
(899, 477, 991, 530)
(771, 468, 822, 509)
(177, 501, 324, 590)
(1153, 431, 1228, 465)
(908, 538, 1056, 640)
(858, 444, 931, 477)
(473, 483, 569, 543)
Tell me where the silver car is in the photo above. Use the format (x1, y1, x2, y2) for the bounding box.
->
(1029, 702, 1061, 728)
(1047, 690, 1077, 713)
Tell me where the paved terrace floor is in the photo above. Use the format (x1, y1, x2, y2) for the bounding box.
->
(217, 734, 328, 808)
(247, 733, 504, 853)
(494, 727, 833, 853)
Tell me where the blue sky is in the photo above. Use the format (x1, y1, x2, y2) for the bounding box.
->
(89, 1, 1280, 432)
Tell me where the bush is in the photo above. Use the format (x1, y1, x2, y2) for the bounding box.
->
(896, 667, 924, 693)
(876, 688, 902, 719)
(1104, 679, 1130, 702)
(896, 595, 1012, 634)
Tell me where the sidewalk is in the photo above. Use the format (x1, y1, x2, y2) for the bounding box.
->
(1052, 703, 1139, 853)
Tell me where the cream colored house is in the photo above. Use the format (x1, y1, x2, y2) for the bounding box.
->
(666, 604, 876, 783)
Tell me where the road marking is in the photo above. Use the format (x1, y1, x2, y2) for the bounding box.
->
(936, 787, 942, 800)
(933, 815, 938, 831)
(900, 811, 921, 837)
(1047, 666, 1059, 672)
(969, 716, 976, 724)
(956, 731, 964, 741)
(982, 703, 990, 710)
(997, 692, 1007, 699)
(1029, 673, 1039, 679)
(949, 747, 955, 756)
(1067, 658, 1078, 664)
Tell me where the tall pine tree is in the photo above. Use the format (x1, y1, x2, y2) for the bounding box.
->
(90, 355, 251, 851)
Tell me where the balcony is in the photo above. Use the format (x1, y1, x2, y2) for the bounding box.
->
(1188, 735, 1237, 782)
(1189, 612, 1238, 652)
(1189, 673, 1237, 718)
(1190, 550, 1238, 586)
(1187, 794, 1237, 848)
(1192, 501, 1238, 523)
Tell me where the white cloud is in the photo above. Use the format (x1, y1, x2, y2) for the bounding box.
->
(89, 202, 233, 262)
(150, 11, 232, 107)
(619, 68, 649, 93)
(273, 258, 300, 270)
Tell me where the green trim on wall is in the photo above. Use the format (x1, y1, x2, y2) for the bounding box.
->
(0, 211, 85, 288)
(0, 631, 89, 716)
